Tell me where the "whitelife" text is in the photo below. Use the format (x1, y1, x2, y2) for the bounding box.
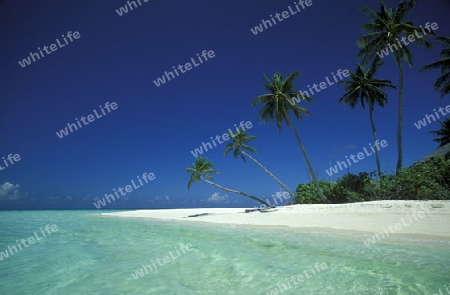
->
(18, 31, 81, 68)
(153, 50, 215, 87)
(55, 102, 118, 139)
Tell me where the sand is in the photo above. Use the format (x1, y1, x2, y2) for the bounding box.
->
(101, 200, 450, 239)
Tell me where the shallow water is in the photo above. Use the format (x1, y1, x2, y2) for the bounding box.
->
(0, 210, 449, 294)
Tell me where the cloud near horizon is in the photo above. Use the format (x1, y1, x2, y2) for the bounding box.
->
(0, 182, 23, 201)
(207, 192, 230, 204)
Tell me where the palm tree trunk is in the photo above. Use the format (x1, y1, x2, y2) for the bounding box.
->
(396, 62, 404, 174)
(369, 107, 382, 178)
(200, 177, 272, 207)
(240, 150, 296, 199)
(285, 116, 330, 203)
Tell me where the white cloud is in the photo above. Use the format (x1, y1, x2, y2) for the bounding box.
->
(207, 192, 230, 203)
(148, 195, 171, 203)
(0, 182, 22, 200)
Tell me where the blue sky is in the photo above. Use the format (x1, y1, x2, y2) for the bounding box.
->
(0, 0, 449, 210)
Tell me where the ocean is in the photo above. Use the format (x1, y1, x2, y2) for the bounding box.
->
(0, 210, 449, 294)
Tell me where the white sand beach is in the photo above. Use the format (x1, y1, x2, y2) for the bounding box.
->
(102, 200, 450, 239)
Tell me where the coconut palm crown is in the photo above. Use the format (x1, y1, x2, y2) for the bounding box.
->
(429, 117, 450, 148)
(224, 131, 257, 163)
(186, 157, 218, 190)
(420, 36, 450, 98)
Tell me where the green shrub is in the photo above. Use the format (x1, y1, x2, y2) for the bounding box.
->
(295, 181, 334, 204)
(388, 158, 450, 200)
(332, 172, 376, 202)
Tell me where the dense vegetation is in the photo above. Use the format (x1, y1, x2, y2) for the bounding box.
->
(295, 157, 450, 204)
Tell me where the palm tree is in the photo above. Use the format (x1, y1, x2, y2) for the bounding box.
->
(224, 130, 296, 198)
(338, 57, 396, 178)
(429, 118, 450, 147)
(186, 157, 272, 207)
(420, 36, 450, 98)
(252, 72, 329, 203)
(357, 0, 434, 173)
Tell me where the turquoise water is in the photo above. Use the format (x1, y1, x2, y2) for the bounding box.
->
(0, 211, 449, 295)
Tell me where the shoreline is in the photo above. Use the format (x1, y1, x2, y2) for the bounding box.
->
(101, 200, 450, 241)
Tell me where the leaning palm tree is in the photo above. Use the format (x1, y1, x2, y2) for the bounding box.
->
(224, 130, 296, 198)
(338, 57, 396, 178)
(357, 0, 434, 173)
(186, 157, 272, 207)
(420, 36, 450, 98)
(429, 118, 450, 147)
(252, 72, 329, 203)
